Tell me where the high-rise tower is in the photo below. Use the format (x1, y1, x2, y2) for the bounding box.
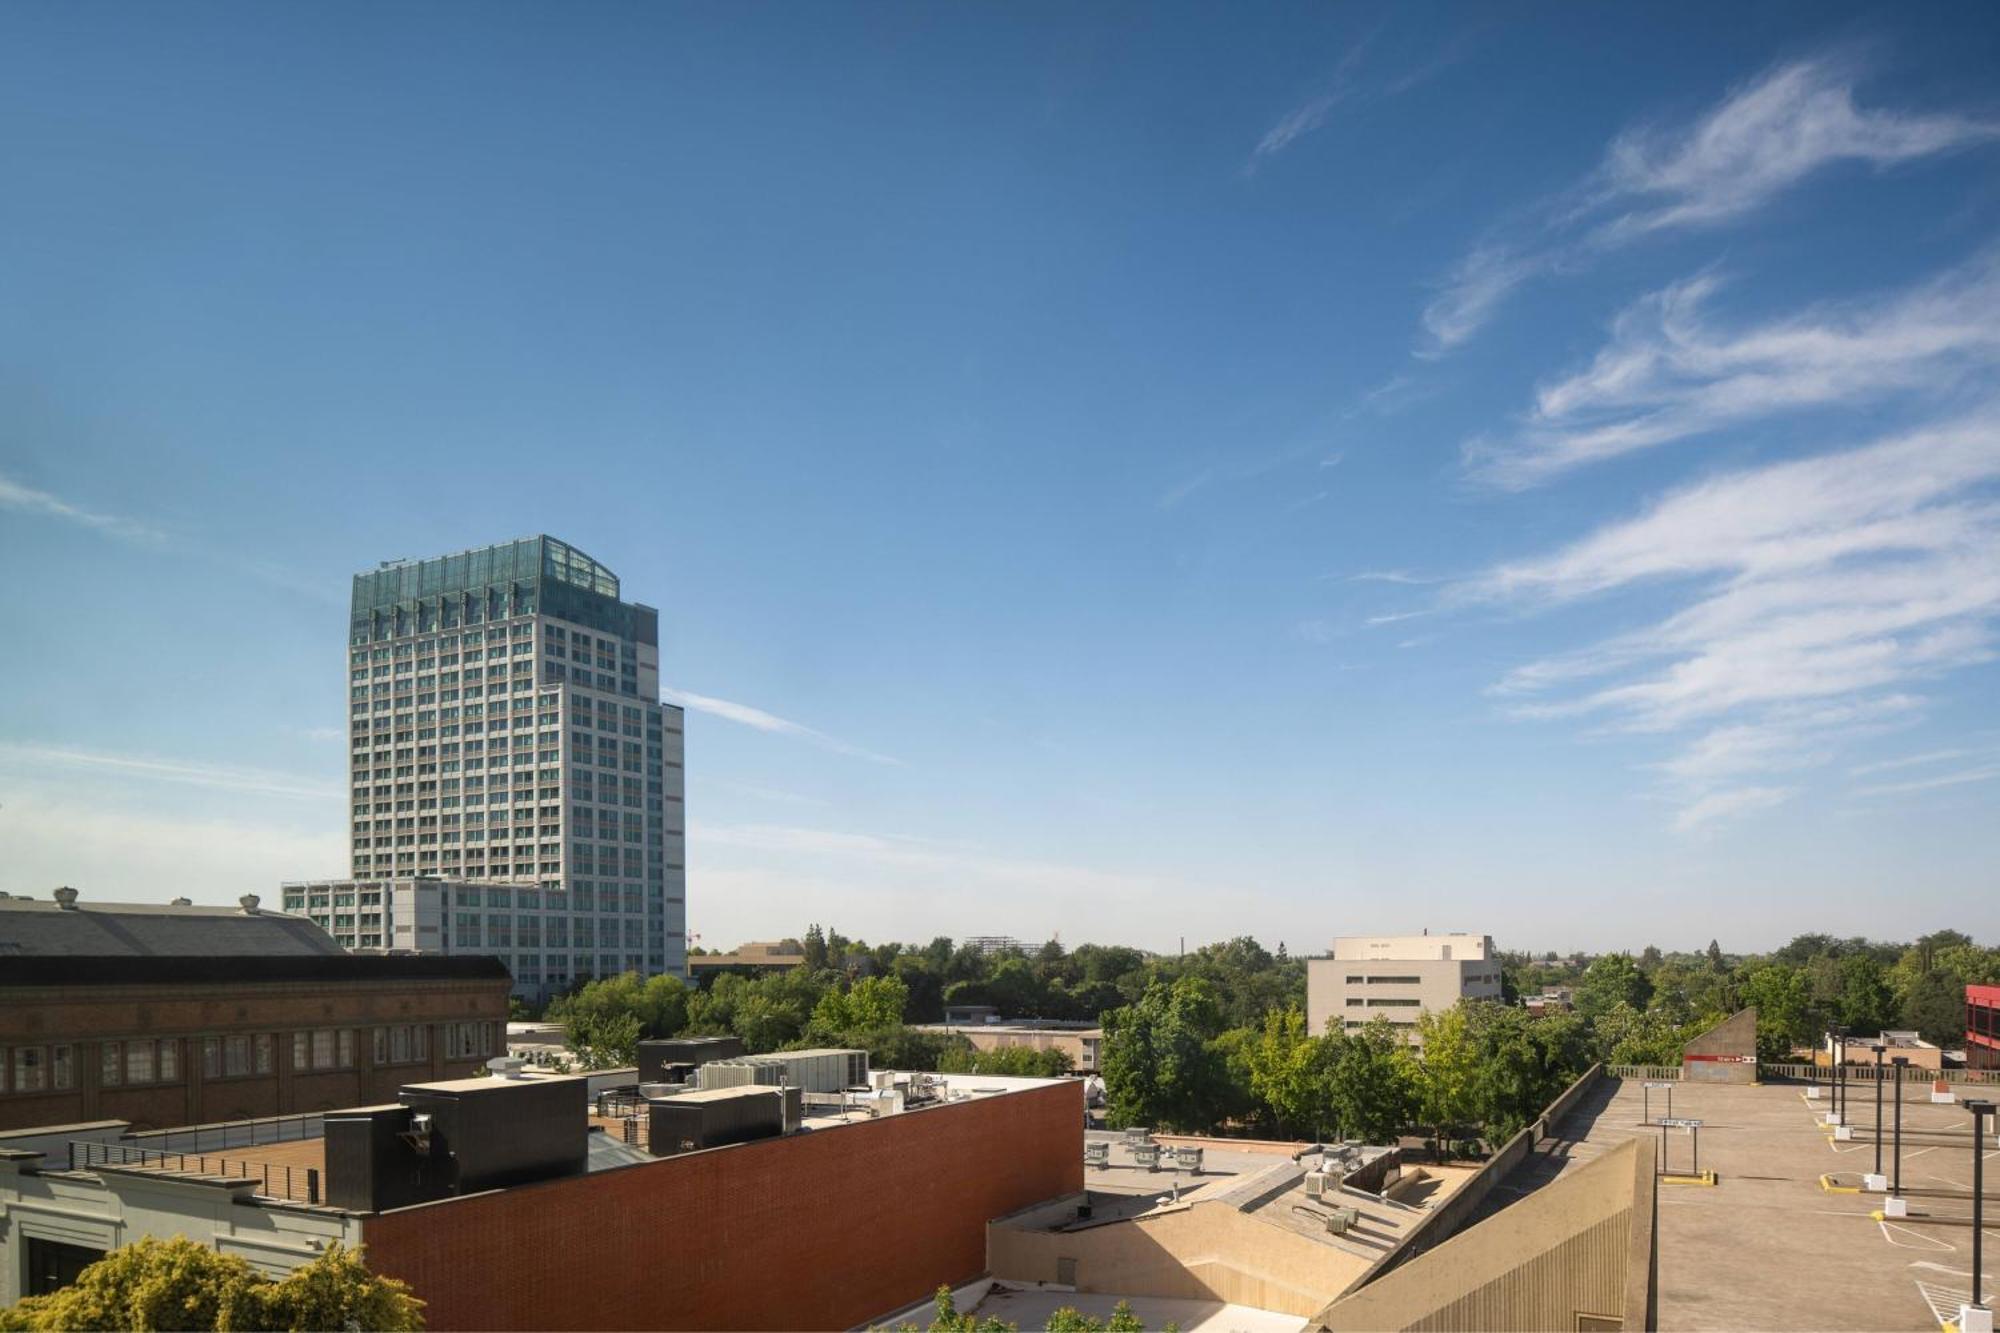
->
(335, 536, 685, 997)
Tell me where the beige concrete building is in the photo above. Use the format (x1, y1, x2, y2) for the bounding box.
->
(914, 1021, 1104, 1072)
(1306, 934, 1503, 1042)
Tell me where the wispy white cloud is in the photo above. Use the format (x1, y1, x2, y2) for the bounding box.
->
(0, 742, 343, 801)
(1464, 411, 2000, 829)
(0, 471, 161, 543)
(1847, 747, 1972, 777)
(1339, 569, 1443, 586)
(1421, 246, 1548, 356)
(1854, 765, 2000, 798)
(1468, 252, 2000, 486)
(1672, 784, 1795, 833)
(1422, 55, 2000, 352)
(1248, 24, 1473, 173)
(1587, 56, 2000, 240)
(664, 688, 901, 766)
(1365, 609, 1433, 627)
(1252, 94, 1341, 164)
(1294, 619, 1336, 645)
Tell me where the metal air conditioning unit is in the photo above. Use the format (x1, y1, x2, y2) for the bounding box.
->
(1325, 1206, 1360, 1235)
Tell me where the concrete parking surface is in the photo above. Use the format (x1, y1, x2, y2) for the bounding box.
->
(1525, 1076, 1998, 1331)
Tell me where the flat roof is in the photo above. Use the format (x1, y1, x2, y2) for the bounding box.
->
(0, 954, 512, 986)
(1492, 1074, 1960, 1329)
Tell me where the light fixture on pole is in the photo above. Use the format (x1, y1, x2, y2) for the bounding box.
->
(1964, 1098, 1995, 1333)
(1887, 1056, 1909, 1214)
(1868, 1041, 1887, 1191)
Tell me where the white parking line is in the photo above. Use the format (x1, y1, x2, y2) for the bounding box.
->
(1880, 1220, 1955, 1251)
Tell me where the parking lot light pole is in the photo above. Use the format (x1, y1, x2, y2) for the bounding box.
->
(1872, 1041, 1886, 1177)
(1836, 1026, 1851, 1121)
(1968, 1099, 1994, 1316)
(1891, 1056, 1908, 1199)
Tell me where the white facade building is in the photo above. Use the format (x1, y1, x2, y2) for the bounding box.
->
(308, 537, 687, 1000)
(1305, 933, 1504, 1044)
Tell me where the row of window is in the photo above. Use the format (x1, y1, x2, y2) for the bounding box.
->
(1343, 974, 1424, 985)
(0, 1024, 499, 1097)
(1345, 997, 1423, 1007)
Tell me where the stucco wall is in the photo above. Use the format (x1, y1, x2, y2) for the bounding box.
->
(1314, 1138, 1652, 1332)
(1681, 1009, 1758, 1084)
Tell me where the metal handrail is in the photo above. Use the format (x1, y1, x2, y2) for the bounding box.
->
(68, 1140, 320, 1205)
(127, 1112, 325, 1154)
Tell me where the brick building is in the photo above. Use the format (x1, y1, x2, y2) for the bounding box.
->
(0, 954, 510, 1133)
(0, 1071, 1084, 1329)
(1970, 983, 2000, 1070)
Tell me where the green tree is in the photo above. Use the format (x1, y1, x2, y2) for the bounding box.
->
(1100, 977, 1228, 1132)
(1326, 1016, 1415, 1144)
(564, 1010, 642, 1069)
(1405, 1006, 1480, 1157)
(1740, 963, 1814, 1060)
(907, 1285, 1014, 1333)
(1902, 968, 1965, 1046)
(1834, 954, 1893, 1034)
(547, 971, 688, 1041)
(1246, 1009, 1334, 1139)
(1574, 954, 1652, 1018)
(937, 1044, 1074, 1077)
(0, 1237, 422, 1332)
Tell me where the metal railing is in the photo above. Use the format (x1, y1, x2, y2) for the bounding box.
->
(127, 1112, 324, 1155)
(68, 1140, 320, 1205)
(1607, 1065, 1681, 1081)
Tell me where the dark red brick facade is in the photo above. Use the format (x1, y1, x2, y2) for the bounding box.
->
(0, 969, 510, 1132)
(360, 1079, 1084, 1331)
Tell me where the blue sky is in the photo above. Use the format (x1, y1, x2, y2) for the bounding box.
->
(3, 3, 1998, 954)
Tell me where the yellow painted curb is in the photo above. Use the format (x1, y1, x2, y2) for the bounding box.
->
(1870, 1209, 1885, 1221)
(1820, 1174, 1860, 1194)
(1661, 1170, 1717, 1187)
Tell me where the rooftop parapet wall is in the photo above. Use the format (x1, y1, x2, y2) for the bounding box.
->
(358, 1079, 1083, 1332)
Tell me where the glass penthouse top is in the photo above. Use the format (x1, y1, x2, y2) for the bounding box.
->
(354, 536, 618, 611)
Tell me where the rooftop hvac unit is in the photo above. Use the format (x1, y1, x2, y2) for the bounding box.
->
(1305, 1171, 1328, 1200)
(1324, 1206, 1360, 1236)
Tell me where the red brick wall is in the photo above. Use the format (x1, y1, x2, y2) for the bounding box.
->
(361, 1080, 1085, 1331)
(0, 979, 507, 1132)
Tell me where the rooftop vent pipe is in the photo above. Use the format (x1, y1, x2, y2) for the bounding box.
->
(53, 887, 79, 910)
(170, 897, 192, 907)
(238, 893, 260, 914)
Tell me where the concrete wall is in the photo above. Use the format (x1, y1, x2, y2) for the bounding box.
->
(1306, 958, 1504, 1044)
(358, 1081, 1083, 1331)
(1364, 1064, 1602, 1285)
(0, 1152, 361, 1305)
(1681, 1008, 1758, 1084)
(1314, 1138, 1654, 1332)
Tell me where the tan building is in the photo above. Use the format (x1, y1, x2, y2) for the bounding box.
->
(915, 1021, 1103, 1072)
(1306, 933, 1503, 1042)
(687, 940, 807, 979)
